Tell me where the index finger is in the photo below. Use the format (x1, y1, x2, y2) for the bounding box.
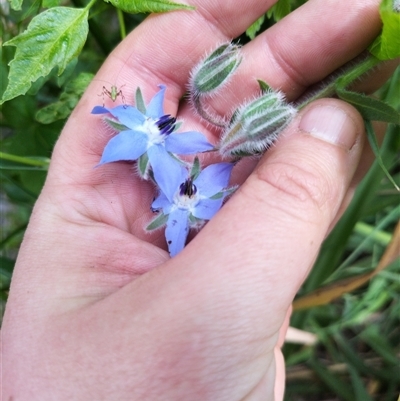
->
(50, 0, 278, 183)
(52, 0, 383, 183)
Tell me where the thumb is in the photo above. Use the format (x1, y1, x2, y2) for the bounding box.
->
(124, 98, 366, 400)
(172, 97, 365, 334)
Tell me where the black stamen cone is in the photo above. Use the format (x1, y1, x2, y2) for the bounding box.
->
(179, 178, 197, 198)
(157, 114, 176, 136)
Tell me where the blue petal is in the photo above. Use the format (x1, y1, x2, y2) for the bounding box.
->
(98, 131, 148, 164)
(166, 209, 189, 257)
(152, 192, 173, 214)
(148, 145, 187, 202)
(195, 163, 234, 197)
(100, 105, 146, 129)
(146, 85, 166, 119)
(192, 198, 224, 220)
(92, 106, 109, 114)
(165, 132, 214, 154)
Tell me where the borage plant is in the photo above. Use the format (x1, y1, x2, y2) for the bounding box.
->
(2, 0, 400, 397)
(93, 0, 400, 256)
(92, 85, 236, 256)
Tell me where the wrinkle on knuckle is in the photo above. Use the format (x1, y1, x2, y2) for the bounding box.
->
(195, 4, 225, 36)
(252, 161, 335, 220)
(262, 37, 309, 91)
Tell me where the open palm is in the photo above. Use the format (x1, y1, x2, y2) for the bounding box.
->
(3, 0, 393, 400)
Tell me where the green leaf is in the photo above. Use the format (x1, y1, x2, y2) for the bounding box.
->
(1, 7, 89, 104)
(0, 224, 27, 251)
(0, 152, 50, 171)
(364, 119, 399, 191)
(361, 325, 400, 366)
(190, 156, 201, 180)
(104, 0, 195, 14)
(257, 79, 271, 93)
(36, 72, 93, 124)
(146, 212, 168, 231)
(0, 257, 14, 290)
(174, 121, 183, 131)
(135, 87, 146, 114)
(104, 117, 130, 132)
(137, 152, 150, 178)
(210, 186, 237, 200)
(308, 357, 355, 401)
(348, 365, 374, 401)
(336, 86, 400, 124)
(246, 15, 265, 40)
(267, 0, 291, 21)
(9, 0, 23, 11)
(369, 0, 400, 60)
(56, 58, 78, 87)
(43, 0, 62, 7)
(21, 0, 41, 19)
(0, 172, 37, 204)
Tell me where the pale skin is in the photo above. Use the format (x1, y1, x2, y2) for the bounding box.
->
(2, 0, 398, 400)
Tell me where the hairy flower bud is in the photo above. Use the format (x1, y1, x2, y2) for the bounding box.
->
(219, 89, 297, 157)
(189, 43, 242, 96)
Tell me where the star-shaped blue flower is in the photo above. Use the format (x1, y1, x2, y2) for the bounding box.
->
(150, 162, 235, 257)
(92, 85, 214, 196)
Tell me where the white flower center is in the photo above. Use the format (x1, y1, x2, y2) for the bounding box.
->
(173, 180, 200, 212)
(142, 118, 165, 145)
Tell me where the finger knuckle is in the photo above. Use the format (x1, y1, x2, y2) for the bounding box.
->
(253, 161, 335, 221)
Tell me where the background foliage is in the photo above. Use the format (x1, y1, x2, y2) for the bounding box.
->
(1, 0, 399, 399)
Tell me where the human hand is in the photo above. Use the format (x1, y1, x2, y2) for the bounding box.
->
(3, 0, 396, 400)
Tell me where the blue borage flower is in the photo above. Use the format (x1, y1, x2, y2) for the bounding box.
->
(148, 160, 235, 257)
(92, 85, 214, 196)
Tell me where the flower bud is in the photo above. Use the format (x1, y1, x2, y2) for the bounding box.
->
(189, 43, 242, 96)
(219, 89, 297, 157)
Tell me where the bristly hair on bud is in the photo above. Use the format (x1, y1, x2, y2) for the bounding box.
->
(189, 42, 242, 97)
(219, 88, 297, 158)
(188, 42, 242, 127)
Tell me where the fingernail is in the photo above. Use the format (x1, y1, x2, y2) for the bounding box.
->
(299, 105, 358, 149)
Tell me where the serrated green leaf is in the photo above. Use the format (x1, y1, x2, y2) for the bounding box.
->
(336, 86, 400, 124)
(9, 0, 23, 11)
(365, 119, 399, 191)
(135, 87, 146, 114)
(246, 15, 265, 40)
(1, 7, 89, 104)
(36, 72, 93, 124)
(104, 0, 195, 14)
(369, 0, 400, 60)
(146, 212, 168, 231)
